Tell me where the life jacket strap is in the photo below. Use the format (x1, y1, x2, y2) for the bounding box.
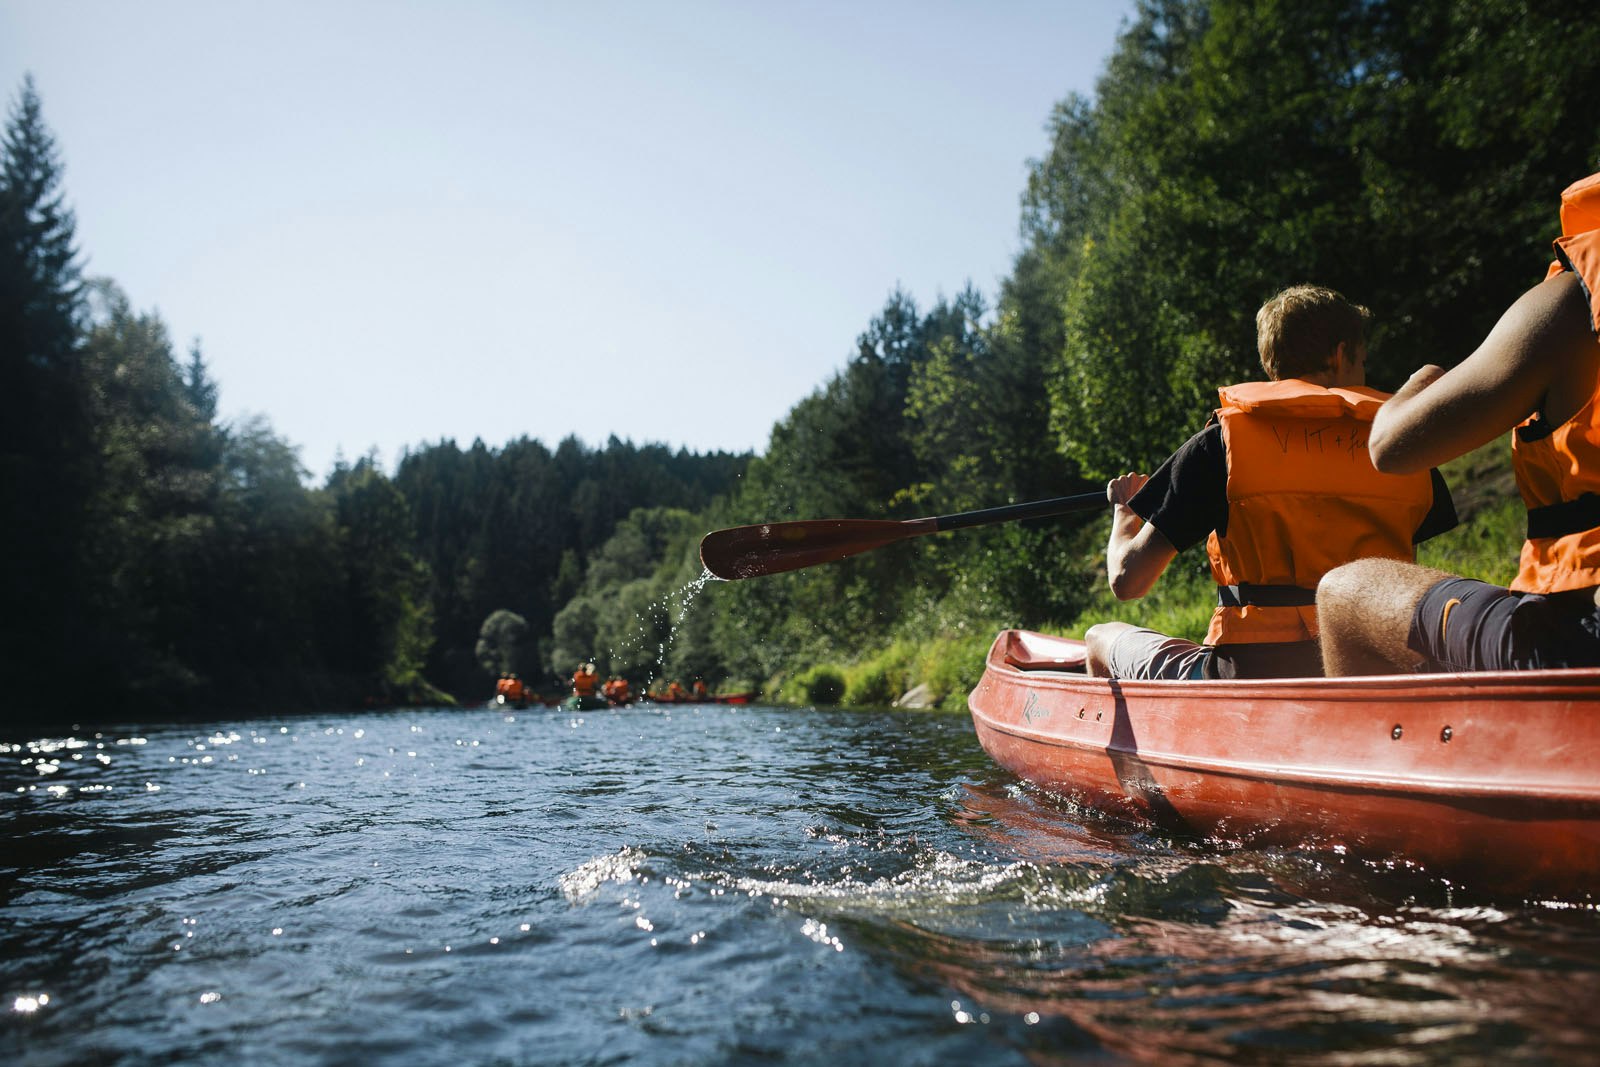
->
(1216, 583, 1318, 608)
(1526, 492, 1600, 540)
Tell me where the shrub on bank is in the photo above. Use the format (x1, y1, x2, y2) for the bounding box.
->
(781, 664, 846, 705)
(842, 640, 917, 707)
(914, 632, 999, 712)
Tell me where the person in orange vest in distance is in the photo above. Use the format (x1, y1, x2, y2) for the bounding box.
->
(1319, 172, 1600, 674)
(1084, 284, 1459, 680)
(505, 674, 525, 704)
(572, 662, 600, 698)
(603, 677, 631, 705)
(666, 679, 688, 702)
(690, 678, 708, 701)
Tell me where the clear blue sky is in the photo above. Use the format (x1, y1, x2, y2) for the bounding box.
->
(2, 1, 1131, 480)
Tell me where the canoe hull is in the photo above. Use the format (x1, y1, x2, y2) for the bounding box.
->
(968, 630, 1600, 899)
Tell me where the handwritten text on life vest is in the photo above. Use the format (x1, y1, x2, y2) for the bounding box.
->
(1269, 422, 1368, 460)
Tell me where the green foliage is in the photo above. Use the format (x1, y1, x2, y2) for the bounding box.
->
(548, 597, 601, 682)
(78, 280, 223, 698)
(842, 640, 917, 707)
(789, 664, 846, 706)
(913, 632, 999, 713)
(1417, 498, 1524, 590)
(476, 610, 532, 677)
(1415, 441, 1524, 588)
(543, 507, 728, 690)
(393, 436, 749, 696)
(0, 74, 94, 715)
(0, 74, 83, 356)
(327, 459, 437, 703)
(1036, 0, 1600, 480)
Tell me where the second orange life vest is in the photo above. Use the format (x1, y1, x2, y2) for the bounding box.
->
(1515, 171, 1600, 593)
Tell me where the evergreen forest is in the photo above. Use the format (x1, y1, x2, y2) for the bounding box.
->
(5, 0, 1600, 731)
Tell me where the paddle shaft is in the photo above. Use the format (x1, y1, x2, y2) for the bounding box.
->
(928, 491, 1108, 533)
(699, 490, 1109, 580)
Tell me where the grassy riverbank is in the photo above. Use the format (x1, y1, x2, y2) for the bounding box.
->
(782, 441, 1523, 712)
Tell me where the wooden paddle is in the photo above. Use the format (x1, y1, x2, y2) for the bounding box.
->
(699, 491, 1109, 580)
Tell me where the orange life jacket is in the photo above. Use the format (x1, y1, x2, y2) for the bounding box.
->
(573, 669, 598, 696)
(1515, 173, 1600, 593)
(1205, 379, 1434, 645)
(506, 677, 525, 701)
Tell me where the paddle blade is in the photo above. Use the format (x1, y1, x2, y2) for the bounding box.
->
(699, 518, 932, 580)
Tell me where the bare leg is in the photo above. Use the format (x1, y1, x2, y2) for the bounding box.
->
(1317, 558, 1454, 676)
(1084, 621, 1138, 677)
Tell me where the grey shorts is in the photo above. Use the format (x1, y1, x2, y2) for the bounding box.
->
(1104, 626, 1213, 680)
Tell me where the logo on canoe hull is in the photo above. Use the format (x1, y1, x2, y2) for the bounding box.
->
(1022, 691, 1048, 723)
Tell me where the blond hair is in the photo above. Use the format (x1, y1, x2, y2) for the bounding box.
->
(1255, 285, 1371, 380)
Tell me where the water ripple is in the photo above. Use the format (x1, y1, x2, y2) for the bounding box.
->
(2, 705, 1598, 1065)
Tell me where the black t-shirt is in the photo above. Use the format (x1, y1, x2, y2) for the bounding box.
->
(1128, 420, 1459, 551)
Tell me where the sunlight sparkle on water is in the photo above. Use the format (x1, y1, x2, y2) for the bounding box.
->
(800, 918, 844, 952)
(13, 994, 49, 1014)
(560, 847, 646, 902)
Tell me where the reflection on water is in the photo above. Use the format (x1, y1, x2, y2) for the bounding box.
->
(2, 705, 1597, 1065)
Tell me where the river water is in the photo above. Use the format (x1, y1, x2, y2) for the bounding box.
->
(3, 701, 1598, 1066)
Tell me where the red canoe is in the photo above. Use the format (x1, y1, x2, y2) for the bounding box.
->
(967, 629, 1600, 900)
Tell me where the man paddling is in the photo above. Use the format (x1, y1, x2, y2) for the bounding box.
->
(572, 662, 600, 700)
(1318, 172, 1600, 674)
(1085, 285, 1458, 680)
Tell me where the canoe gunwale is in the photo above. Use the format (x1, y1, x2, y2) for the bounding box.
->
(996, 629, 1600, 698)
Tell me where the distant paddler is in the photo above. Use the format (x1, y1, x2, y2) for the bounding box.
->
(493, 673, 527, 708)
(564, 663, 606, 711)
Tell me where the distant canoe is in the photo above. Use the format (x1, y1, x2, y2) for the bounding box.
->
(968, 629, 1600, 900)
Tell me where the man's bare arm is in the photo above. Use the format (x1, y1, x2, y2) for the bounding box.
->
(1370, 272, 1595, 473)
(1104, 472, 1177, 600)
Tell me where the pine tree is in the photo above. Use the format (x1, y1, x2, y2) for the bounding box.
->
(0, 74, 92, 718)
(183, 340, 219, 423)
(0, 75, 83, 375)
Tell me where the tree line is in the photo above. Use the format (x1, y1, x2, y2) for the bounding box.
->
(0, 75, 748, 728)
(6, 0, 1599, 728)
